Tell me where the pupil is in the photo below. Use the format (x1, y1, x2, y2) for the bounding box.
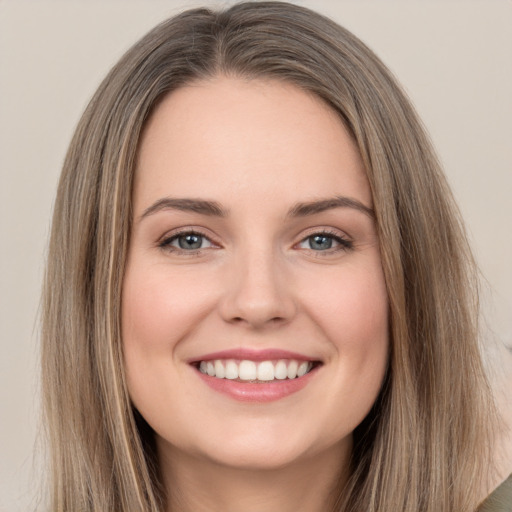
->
(311, 235, 332, 250)
(179, 234, 202, 250)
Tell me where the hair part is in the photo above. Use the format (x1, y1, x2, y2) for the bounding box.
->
(41, 2, 497, 511)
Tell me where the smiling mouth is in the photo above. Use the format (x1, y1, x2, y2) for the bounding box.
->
(195, 359, 321, 383)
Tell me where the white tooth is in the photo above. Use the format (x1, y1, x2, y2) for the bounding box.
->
(274, 360, 288, 380)
(214, 360, 225, 379)
(257, 361, 275, 381)
(297, 361, 309, 377)
(199, 361, 207, 374)
(287, 360, 298, 379)
(206, 361, 215, 377)
(225, 360, 238, 379)
(239, 360, 257, 381)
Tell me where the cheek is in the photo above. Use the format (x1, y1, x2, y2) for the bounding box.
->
(122, 262, 216, 354)
(121, 261, 221, 415)
(303, 260, 389, 350)
(121, 261, 219, 424)
(332, 267, 389, 378)
(300, 259, 389, 411)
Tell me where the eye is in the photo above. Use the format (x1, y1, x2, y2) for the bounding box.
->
(298, 231, 352, 252)
(159, 231, 215, 252)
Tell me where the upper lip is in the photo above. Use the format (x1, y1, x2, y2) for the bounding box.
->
(188, 348, 321, 364)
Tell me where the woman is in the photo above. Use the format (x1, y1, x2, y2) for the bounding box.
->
(40, 2, 509, 511)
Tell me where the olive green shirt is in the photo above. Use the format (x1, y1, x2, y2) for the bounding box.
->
(478, 474, 512, 511)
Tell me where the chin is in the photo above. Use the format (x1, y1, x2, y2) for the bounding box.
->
(177, 426, 350, 473)
(205, 445, 305, 471)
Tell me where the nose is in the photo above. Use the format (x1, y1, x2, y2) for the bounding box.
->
(218, 246, 297, 329)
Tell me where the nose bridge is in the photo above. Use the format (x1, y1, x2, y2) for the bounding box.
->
(220, 239, 295, 327)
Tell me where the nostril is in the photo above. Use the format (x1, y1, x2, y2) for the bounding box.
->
(229, 315, 289, 327)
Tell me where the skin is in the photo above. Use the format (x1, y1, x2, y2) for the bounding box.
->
(122, 76, 389, 512)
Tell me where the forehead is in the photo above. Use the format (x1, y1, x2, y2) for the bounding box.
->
(134, 76, 371, 211)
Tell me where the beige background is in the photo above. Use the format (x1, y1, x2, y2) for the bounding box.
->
(1, 1, 511, 510)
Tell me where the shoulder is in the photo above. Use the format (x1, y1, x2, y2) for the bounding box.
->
(478, 474, 512, 512)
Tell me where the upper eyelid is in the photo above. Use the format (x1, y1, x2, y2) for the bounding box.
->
(158, 227, 217, 244)
(300, 231, 348, 242)
(297, 226, 352, 241)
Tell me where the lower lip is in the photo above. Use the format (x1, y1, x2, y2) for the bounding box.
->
(195, 366, 319, 402)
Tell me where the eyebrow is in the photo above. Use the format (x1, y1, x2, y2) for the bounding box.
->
(139, 195, 374, 221)
(287, 196, 374, 219)
(139, 198, 228, 220)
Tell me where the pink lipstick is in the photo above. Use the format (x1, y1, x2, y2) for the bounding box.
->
(189, 348, 321, 402)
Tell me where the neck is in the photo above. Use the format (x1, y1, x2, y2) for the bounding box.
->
(159, 441, 351, 512)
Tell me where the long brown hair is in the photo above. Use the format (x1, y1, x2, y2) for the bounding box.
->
(41, 2, 496, 510)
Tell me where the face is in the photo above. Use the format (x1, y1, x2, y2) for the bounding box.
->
(122, 76, 389, 471)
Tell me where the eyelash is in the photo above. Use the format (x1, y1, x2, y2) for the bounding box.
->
(158, 229, 216, 255)
(158, 229, 353, 255)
